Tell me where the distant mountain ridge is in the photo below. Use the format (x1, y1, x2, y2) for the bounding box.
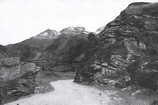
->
(4, 26, 90, 62)
(7, 26, 89, 49)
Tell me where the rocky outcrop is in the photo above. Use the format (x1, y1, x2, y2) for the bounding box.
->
(74, 2, 158, 90)
(0, 57, 40, 103)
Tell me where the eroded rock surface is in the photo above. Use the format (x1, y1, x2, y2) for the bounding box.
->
(74, 2, 158, 91)
(0, 57, 40, 103)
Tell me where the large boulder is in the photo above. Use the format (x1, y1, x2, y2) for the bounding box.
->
(74, 2, 158, 90)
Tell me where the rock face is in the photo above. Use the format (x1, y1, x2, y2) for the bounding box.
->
(0, 57, 40, 103)
(74, 2, 158, 90)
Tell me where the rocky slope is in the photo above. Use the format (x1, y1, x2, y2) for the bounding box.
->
(6, 29, 59, 62)
(0, 57, 40, 104)
(0, 26, 91, 103)
(41, 27, 93, 72)
(6, 27, 89, 63)
(74, 2, 158, 91)
(16, 29, 59, 50)
(2, 3, 158, 103)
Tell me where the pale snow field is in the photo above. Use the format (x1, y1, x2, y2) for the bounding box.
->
(5, 80, 112, 105)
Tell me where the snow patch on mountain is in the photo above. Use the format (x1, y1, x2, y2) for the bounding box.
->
(33, 29, 59, 40)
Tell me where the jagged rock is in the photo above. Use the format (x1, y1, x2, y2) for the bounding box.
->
(74, 2, 158, 90)
(0, 57, 40, 104)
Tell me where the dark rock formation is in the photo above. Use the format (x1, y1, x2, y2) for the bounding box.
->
(0, 57, 40, 104)
(74, 2, 158, 90)
(42, 28, 92, 72)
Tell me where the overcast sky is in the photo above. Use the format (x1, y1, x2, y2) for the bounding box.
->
(0, 0, 157, 45)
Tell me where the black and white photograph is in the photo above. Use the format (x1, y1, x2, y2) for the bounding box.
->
(0, 0, 158, 105)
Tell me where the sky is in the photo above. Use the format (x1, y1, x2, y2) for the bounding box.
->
(0, 0, 157, 45)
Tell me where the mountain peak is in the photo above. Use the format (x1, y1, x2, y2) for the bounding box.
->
(60, 26, 88, 35)
(33, 29, 59, 40)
